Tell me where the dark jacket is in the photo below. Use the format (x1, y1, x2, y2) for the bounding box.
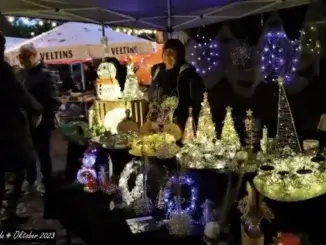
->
(148, 62, 205, 130)
(0, 61, 43, 170)
(85, 69, 97, 91)
(16, 63, 59, 130)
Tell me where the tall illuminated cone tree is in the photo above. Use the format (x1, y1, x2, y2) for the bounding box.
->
(182, 107, 196, 144)
(244, 109, 256, 149)
(221, 106, 240, 146)
(123, 63, 143, 100)
(196, 93, 216, 142)
(274, 77, 302, 153)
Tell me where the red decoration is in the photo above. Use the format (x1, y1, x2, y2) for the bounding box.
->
(83, 171, 94, 180)
(101, 180, 111, 190)
(274, 233, 301, 245)
(85, 178, 98, 192)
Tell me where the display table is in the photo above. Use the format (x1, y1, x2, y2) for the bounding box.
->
(262, 194, 326, 244)
(60, 91, 96, 103)
(53, 185, 205, 245)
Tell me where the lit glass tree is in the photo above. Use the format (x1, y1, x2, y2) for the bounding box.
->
(123, 63, 143, 100)
(182, 107, 196, 144)
(244, 109, 255, 150)
(196, 93, 216, 142)
(221, 106, 240, 147)
(274, 77, 302, 154)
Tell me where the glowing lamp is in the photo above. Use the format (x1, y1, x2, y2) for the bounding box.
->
(103, 108, 127, 134)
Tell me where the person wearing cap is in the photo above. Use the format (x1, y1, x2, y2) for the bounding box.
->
(16, 43, 58, 195)
(0, 32, 43, 226)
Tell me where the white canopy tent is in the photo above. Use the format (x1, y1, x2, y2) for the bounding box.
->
(0, 0, 310, 31)
(5, 36, 26, 50)
(5, 22, 154, 65)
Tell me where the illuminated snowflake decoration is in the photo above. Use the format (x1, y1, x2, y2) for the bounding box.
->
(230, 42, 252, 67)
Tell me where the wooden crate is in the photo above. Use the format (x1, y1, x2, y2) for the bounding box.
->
(95, 100, 148, 126)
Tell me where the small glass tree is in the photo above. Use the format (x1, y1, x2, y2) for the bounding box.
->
(221, 106, 240, 147)
(123, 63, 143, 100)
(197, 93, 216, 142)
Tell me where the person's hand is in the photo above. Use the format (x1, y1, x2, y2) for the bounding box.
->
(31, 115, 42, 127)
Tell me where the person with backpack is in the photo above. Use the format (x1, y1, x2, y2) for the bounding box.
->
(148, 39, 205, 131)
(15, 44, 59, 195)
(0, 32, 43, 227)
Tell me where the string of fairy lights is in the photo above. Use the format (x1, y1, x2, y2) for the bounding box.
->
(5, 15, 322, 84)
(6, 16, 156, 38)
(190, 25, 321, 84)
(259, 30, 301, 84)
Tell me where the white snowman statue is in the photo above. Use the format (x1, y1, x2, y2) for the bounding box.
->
(96, 62, 122, 101)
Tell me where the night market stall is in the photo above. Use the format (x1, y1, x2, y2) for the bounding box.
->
(3, 1, 326, 245)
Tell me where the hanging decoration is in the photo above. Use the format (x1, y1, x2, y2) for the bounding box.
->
(164, 175, 198, 216)
(259, 30, 301, 84)
(300, 25, 321, 55)
(190, 34, 219, 75)
(230, 41, 252, 67)
(274, 77, 302, 155)
(118, 160, 144, 206)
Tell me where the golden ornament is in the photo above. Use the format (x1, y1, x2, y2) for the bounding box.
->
(139, 121, 156, 135)
(163, 123, 182, 141)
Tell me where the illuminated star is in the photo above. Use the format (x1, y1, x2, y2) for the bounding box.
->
(226, 106, 232, 112)
(246, 109, 253, 117)
(6, 233, 11, 238)
(277, 77, 284, 86)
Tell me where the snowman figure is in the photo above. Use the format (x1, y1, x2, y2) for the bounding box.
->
(96, 62, 122, 101)
(76, 151, 98, 192)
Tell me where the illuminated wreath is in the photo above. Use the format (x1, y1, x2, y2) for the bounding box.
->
(119, 160, 144, 205)
(164, 175, 198, 216)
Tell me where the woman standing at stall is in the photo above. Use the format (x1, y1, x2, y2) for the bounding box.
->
(147, 39, 205, 204)
(148, 39, 205, 131)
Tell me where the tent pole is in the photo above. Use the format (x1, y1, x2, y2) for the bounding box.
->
(101, 20, 109, 58)
(167, 0, 172, 39)
(81, 63, 86, 91)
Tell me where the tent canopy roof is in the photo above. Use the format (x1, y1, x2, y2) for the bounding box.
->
(6, 22, 149, 52)
(1, 0, 310, 30)
(5, 36, 26, 49)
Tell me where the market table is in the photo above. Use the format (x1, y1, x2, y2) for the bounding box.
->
(261, 193, 326, 244)
(53, 185, 207, 245)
